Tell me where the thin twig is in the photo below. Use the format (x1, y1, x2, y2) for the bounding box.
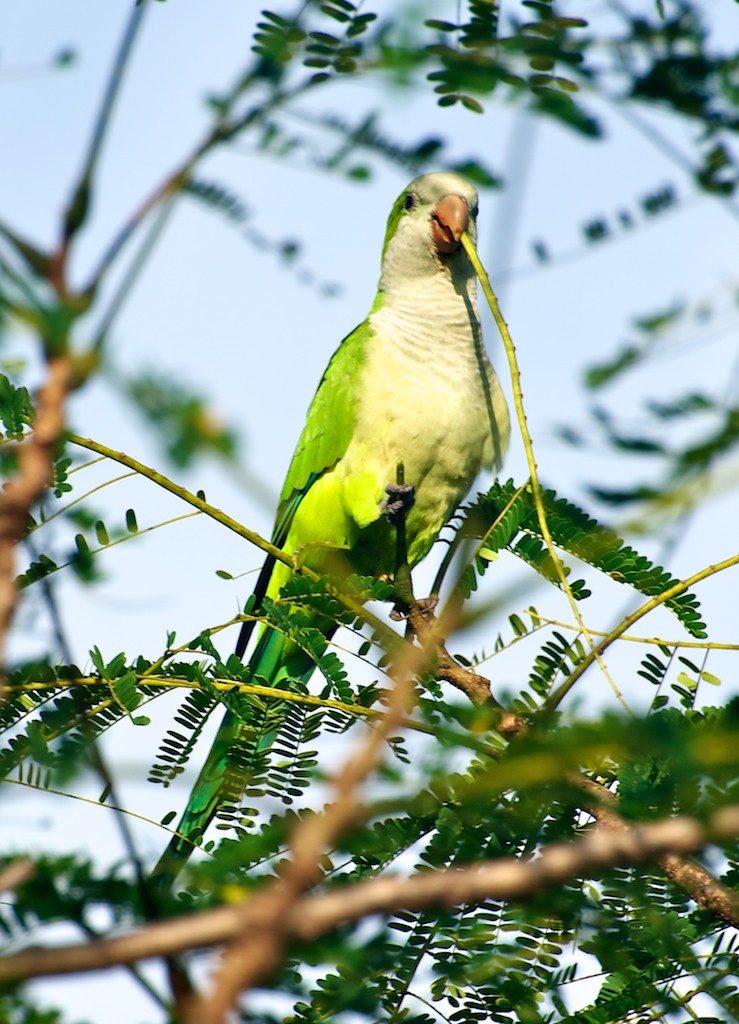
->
(75, 4, 148, 193)
(528, 610, 739, 652)
(461, 232, 627, 711)
(82, 77, 311, 296)
(14, 537, 169, 950)
(91, 195, 177, 349)
(65, 433, 405, 653)
(543, 551, 739, 712)
(67, 433, 292, 570)
(24, 534, 74, 662)
(53, 2, 149, 285)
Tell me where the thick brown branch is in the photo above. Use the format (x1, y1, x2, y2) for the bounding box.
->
(435, 644, 493, 704)
(0, 859, 34, 893)
(658, 850, 739, 923)
(574, 775, 739, 926)
(0, 356, 72, 672)
(1, 805, 737, 986)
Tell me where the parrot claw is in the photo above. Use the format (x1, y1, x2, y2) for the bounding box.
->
(380, 482, 415, 524)
(390, 595, 438, 621)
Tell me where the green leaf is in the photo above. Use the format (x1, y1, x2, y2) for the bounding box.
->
(112, 672, 141, 713)
(53, 47, 77, 67)
(0, 374, 34, 440)
(426, 20, 458, 32)
(462, 482, 706, 637)
(121, 369, 238, 468)
(450, 159, 501, 188)
(460, 95, 484, 113)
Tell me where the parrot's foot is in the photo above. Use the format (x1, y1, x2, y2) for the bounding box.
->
(380, 482, 415, 524)
(390, 595, 438, 621)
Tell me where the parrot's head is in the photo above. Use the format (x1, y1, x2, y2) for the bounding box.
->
(379, 172, 479, 291)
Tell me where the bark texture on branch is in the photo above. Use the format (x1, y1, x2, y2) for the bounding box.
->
(575, 775, 739, 926)
(0, 356, 72, 672)
(1, 805, 736, 987)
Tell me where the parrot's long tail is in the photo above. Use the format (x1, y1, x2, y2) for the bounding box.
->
(150, 620, 320, 889)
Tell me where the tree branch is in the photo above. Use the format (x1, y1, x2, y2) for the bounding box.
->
(0, 859, 34, 893)
(54, 0, 148, 282)
(1, 805, 736, 986)
(406, 603, 527, 736)
(403, 602, 739, 929)
(543, 550, 739, 713)
(574, 775, 739, 927)
(0, 355, 73, 674)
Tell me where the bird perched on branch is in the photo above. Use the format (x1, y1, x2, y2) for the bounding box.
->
(152, 171, 510, 886)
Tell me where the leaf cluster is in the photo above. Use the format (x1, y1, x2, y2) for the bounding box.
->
(453, 480, 705, 637)
(560, 294, 739, 532)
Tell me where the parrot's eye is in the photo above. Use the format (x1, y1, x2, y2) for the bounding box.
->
(403, 193, 417, 211)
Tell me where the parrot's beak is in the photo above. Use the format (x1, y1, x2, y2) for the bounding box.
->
(431, 194, 469, 255)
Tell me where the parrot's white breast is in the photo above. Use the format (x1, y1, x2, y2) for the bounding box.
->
(340, 273, 510, 565)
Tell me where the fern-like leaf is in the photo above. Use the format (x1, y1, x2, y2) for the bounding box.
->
(460, 481, 706, 637)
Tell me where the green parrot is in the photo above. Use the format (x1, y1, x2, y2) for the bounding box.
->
(151, 171, 510, 886)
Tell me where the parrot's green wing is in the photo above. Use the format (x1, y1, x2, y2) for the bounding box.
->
(276, 317, 373, 532)
(235, 317, 372, 658)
